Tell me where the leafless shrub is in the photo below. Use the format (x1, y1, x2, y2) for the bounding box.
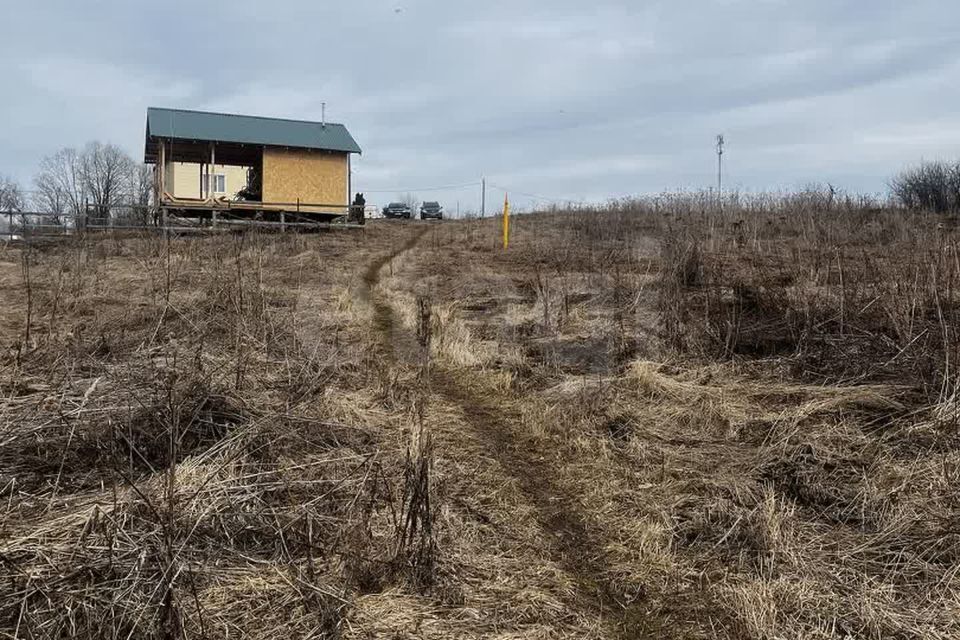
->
(624, 191, 960, 397)
(662, 233, 703, 287)
(891, 159, 960, 213)
(394, 423, 436, 589)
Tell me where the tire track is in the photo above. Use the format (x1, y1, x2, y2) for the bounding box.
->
(361, 228, 653, 638)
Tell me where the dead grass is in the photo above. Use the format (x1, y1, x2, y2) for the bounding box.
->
(383, 199, 960, 638)
(0, 227, 447, 638)
(3, 195, 960, 638)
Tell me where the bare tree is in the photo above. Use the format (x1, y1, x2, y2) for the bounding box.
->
(35, 143, 145, 227)
(81, 142, 134, 223)
(0, 175, 26, 234)
(34, 148, 86, 224)
(32, 169, 69, 227)
(0, 175, 25, 211)
(122, 163, 153, 224)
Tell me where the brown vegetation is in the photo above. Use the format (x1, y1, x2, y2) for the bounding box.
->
(2, 193, 959, 638)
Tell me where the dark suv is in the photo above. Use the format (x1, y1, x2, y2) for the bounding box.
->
(420, 201, 443, 220)
(383, 202, 412, 219)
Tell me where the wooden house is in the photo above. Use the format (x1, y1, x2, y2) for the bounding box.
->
(144, 107, 361, 220)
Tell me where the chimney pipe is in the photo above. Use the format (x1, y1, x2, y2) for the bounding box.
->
(321, 102, 326, 128)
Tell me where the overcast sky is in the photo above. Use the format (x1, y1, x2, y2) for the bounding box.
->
(1, 0, 958, 211)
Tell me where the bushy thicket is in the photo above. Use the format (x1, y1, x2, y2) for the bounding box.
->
(890, 159, 960, 213)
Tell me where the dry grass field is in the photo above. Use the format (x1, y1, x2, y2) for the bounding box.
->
(2, 196, 959, 638)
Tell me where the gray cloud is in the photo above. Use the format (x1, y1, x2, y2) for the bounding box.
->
(1, 0, 958, 211)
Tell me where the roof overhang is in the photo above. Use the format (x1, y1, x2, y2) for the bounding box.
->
(144, 137, 349, 166)
(144, 107, 362, 164)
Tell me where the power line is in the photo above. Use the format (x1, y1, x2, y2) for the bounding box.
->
(487, 183, 586, 206)
(361, 181, 481, 194)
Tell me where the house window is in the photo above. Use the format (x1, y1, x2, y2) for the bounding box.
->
(203, 174, 226, 194)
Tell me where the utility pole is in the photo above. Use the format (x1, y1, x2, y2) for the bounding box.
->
(481, 177, 486, 218)
(716, 134, 724, 211)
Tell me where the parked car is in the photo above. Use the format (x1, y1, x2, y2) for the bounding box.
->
(419, 201, 443, 220)
(382, 202, 412, 219)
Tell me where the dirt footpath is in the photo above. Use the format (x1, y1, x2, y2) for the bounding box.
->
(360, 222, 673, 638)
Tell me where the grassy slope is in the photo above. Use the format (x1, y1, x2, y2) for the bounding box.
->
(2, 205, 959, 638)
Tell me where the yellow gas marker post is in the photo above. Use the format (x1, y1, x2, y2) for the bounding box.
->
(502, 193, 510, 249)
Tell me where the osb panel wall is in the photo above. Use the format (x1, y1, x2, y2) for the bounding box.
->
(262, 148, 348, 209)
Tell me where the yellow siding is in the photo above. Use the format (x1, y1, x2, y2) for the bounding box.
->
(262, 148, 348, 207)
(165, 162, 250, 200)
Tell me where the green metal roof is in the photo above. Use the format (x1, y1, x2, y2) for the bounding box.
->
(146, 107, 361, 154)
